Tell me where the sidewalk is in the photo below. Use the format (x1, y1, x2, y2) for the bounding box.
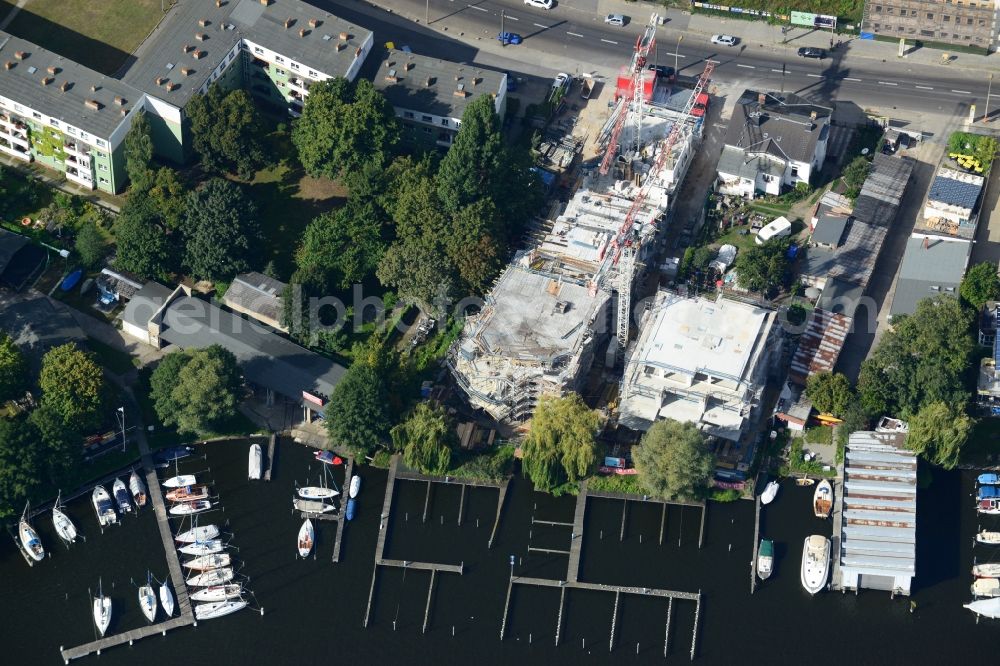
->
(0, 153, 123, 214)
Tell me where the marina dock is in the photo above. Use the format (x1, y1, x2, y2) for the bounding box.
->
(263, 434, 276, 482)
(585, 486, 708, 548)
(296, 454, 353, 563)
(829, 475, 845, 592)
(750, 493, 761, 595)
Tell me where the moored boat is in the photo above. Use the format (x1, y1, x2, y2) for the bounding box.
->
(93, 579, 111, 636)
(973, 563, 1000, 578)
(187, 567, 235, 587)
(92, 485, 117, 527)
(175, 524, 220, 544)
(52, 492, 78, 544)
(979, 473, 1000, 486)
(19, 513, 44, 562)
(965, 597, 1000, 618)
(190, 584, 243, 602)
(184, 552, 231, 571)
(129, 471, 148, 507)
(165, 484, 210, 502)
(973, 578, 1000, 598)
(795, 476, 815, 487)
(160, 579, 175, 617)
(138, 572, 157, 623)
(179, 539, 225, 556)
(757, 539, 774, 580)
(298, 486, 339, 500)
(978, 486, 1000, 502)
(349, 475, 361, 499)
(346, 498, 357, 521)
(760, 481, 779, 505)
(298, 519, 314, 558)
(194, 599, 247, 620)
(314, 450, 343, 466)
(248, 443, 262, 481)
(169, 500, 212, 516)
(800, 535, 830, 594)
(155, 446, 194, 464)
(293, 498, 336, 514)
(813, 480, 833, 519)
(978, 499, 1000, 515)
(977, 530, 1000, 545)
(112, 478, 132, 514)
(163, 474, 196, 488)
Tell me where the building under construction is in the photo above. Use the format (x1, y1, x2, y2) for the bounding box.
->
(448, 14, 711, 424)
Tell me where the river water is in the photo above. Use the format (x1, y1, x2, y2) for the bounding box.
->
(0, 438, 991, 664)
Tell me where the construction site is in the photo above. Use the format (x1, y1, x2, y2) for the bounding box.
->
(448, 15, 714, 426)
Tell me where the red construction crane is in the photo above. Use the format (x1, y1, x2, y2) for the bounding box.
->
(598, 13, 660, 176)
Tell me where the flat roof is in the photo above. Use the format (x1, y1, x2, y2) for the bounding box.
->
(890, 236, 971, 317)
(812, 210, 849, 246)
(373, 49, 504, 120)
(222, 271, 285, 324)
(928, 168, 984, 210)
(0, 31, 142, 138)
(789, 308, 851, 385)
(120, 281, 173, 331)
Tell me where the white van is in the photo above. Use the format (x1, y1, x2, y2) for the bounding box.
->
(755, 216, 792, 245)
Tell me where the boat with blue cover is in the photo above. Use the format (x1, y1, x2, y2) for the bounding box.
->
(979, 473, 1000, 486)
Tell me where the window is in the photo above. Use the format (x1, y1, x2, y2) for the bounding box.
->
(421, 115, 432, 122)
(50, 120, 59, 128)
(95, 139, 105, 148)
(67, 127, 76, 136)
(80, 132, 89, 140)
(874, 4, 881, 11)
(790, 165, 799, 177)
(275, 56, 284, 63)
(32, 112, 41, 120)
(943, 15, 950, 21)
(920, 29, 934, 36)
(98, 177, 109, 184)
(441, 118, 449, 126)
(98, 163, 108, 172)
(254, 46, 263, 55)
(308, 70, 317, 78)
(291, 63, 299, 71)
(927, 12, 934, 19)
(403, 111, 414, 119)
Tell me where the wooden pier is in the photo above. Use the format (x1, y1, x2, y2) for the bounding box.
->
(263, 434, 277, 482)
(330, 455, 353, 563)
(750, 493, 761, 595)
(585, 487, 708, 548)
(566, 482, 588, 583)
(830, 475, 845, 592)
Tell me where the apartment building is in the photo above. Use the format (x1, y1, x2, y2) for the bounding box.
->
(863, 0, 998, 51)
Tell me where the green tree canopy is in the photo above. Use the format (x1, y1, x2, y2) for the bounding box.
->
(632, 418, 714, 501)
(147, 167, 187, 230)
(113, 196, 175, 280)
(960, 261, 1000, 310)
(292, 78, 399, 180)
(842, 156, 871, 201)
(187, 86, 265, 178)
(0, 331, 27, 402)
(390, 402, 455, 475)
(734, 238, 790, 295)
(39, 343, 106, 433)
(182, 179, 258, 281)
(0, 417, 40, 518)
(74, 220, 107, 269)
(124, 111, 155, 191)
(805, 371, 853, 417)
(324, 362, 391, 458)
(906, 401, 974, 469)
(29, 404, 81, 485)
(149, 351, 191, 426)
(296, 198, 388, 292)
(151, 346, 242, 435)
(521, 394, 599, 493)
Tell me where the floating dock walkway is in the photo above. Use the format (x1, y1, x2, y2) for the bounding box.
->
(295, 454, 353, 562)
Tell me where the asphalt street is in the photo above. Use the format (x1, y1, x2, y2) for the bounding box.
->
(327, 0, 989, 119)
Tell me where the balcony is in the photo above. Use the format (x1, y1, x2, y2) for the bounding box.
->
(0, 139, 31, 162)
(64, 142, 91, 161)
(288, 77, 310, 95)
(65, 166, 94, 189)
(0, 114, 27, 137)
(3, 130, 29, 150)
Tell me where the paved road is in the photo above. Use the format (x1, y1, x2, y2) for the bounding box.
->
(327, 0, 990, 117)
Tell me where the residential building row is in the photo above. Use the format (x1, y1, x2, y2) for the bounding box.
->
(861, 0, 999, 52)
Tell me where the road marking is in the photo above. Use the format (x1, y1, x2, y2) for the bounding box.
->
(915, 85, 934, 90)
(806, 73, 821, 78)
(469, 5, 488, 11)
(706, 59, 721, 64)
(506, 15, 519, 21)
(601, 39, 618, 45)
(771, 68, 784, 73)
(567, 31, 583, 37)
(844, 77, 861, 82)
(878, 81, 898, 86)
(662, 52, 687, 59)
(952, 89, 971, 94)
(534, 23, 549, 28)
(736, 64, 754, 69)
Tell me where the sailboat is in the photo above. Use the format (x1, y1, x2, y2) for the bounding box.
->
(184, 553, 232, 571)
(349, 475, 361, 499)
(800, 535, 830, 594)
(977, 530, 1000, 545)
(187, 567, 235, 587)
(175, 524, 220, 544)
(248, 443, 262, 481)
(160, 578, 175, 617)
(757, 538, 774, 580)
(298, 519, 314, 558)
(314, 450, 343, 466)
(112, 478, 132, 514)
(18, 505, 44, 562)
(190, 584, 243, 602)
(138, 572, 157, 623)
(813, 480, 833, 519)
(165, 484, 210, 502)
(93, 578, 112, 636)
(298, 486, 339, 500)
(194, 599, 247, 620)
(129, 470, 148, 508)
(179, 539, 225, 556)
(169, 500, 212, 516)
(760, 481, 779, 505)
(973, 563, 1000, 578)
(293, 498, 336, 514)
(52, 492, 78, 544)
(163, 474, 196, 488)
(92, 485, 117, 527)
(965, 597, 1000, 618)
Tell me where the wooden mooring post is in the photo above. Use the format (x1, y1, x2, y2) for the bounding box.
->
(619, 500, 628, 542)
(698, 502, 707, 549)
(422, 481, 432, 523)
(555, 585, 566, 647)
(659, 504, 667, 545)
(423, 570, 437, 634)
(363, 566, 378, 628)
(499, 578, 513, 640)
(609, 590, 620, 651)
(457, 484, 466, 526)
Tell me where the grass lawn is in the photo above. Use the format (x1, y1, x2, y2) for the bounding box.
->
(713, 225, 759, 253)
(2, 0, 164, 75)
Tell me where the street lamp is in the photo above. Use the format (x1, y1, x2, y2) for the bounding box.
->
(675, 35, 683, 75)
(425, 0, 429, 27)
(985, 73, 994, 123)
(116, 406, 125, 453)
(500, 10, 505, 48)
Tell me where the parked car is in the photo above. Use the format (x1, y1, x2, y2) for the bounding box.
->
(797, 47, 826, 59)
(711, 34, 738, 46)
(523, 0, 553, 8)
(691, 92, 709, 117)
(553, 72, 571, 91)
(647, 64, 676, 81)
(497, 32, 523, 45)
(604, 14, 625, 27)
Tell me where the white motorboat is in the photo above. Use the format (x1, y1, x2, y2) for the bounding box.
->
(190, 584, 243, 602)
(129, 471, 148, 508)
(52, 492, 78, 544)
(800, 535, 830, 594)
(298, 519, 314, 558)
(757, 538, 774, 580)
(965, 597, 1000, 618)
(92, 485, 117, 527)
(160, 579, 175, 617)
(112, 478, 132, 514)
(163, 474, 196, 489)
(187, 567, 235, 587)
(813, 480, 833, 519)
(169, 500, 212, 516)
(165, 484, 210, 502)
(978, 530, 1000, 545)
(18, 513, 44, 562)
(194, 599, 247, 620)
(93, 579, 111, 636)
(138, 573, 157, 623)
(184, 553, 232, 571)
(298, 486, 339, 500)
(248, 443, 262, 480)
(974, 563, 1000, 578)
(293, 498, 336, 514)
(175, 524, 220, 544)
(760, 481, 779, 505)
(349, 475, 361, 499)
(973, 578, 1000, 598)
(179, 539, 225, 556)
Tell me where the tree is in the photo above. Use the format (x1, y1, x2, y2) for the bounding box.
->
(147, 167, 187, 230)
(632, 418, 714, 501)
(735, 238, 789, 295)
(182, 179, 258, 281)
(324, 362, 391, 457)
(296, 198, 387, 292)
(842, 156, 871, 200)
(906, 401, 974, 469)
(961, 261, 1000, 310)
(39, 343, 106, 433)
(113, 197, 174, 280)
(521, 394, 599, 493)
(377, 233, 455, 312)
(446, 200, 503, 293)
(292, 78, 399, 180)
(0, 418, 39, 518)
(29, 404, 81, 485)
(187, 86, 265, 178)
(437, 95, 507, 213)
(390, 402, 454, 474)
(0, 331, 27, 401)
(152, 346, 242, 435)
(124, 112, 155, 191)
(805, 371, 853, 417)
(74, 220, 107, 269)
